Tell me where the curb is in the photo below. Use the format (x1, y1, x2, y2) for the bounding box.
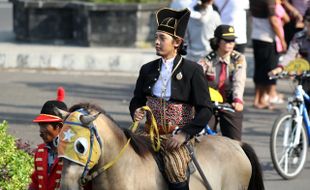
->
(0, 42, 254, 77)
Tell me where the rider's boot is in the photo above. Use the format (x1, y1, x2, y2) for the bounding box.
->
(168, 181, 189, 190)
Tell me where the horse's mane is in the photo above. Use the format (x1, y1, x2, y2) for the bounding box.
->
(123, 129, 154, 158)
(69, 102, 119, 126)
(69, 103, 154, 158)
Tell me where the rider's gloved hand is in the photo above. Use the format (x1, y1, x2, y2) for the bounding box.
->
(134, 107, 145, 121)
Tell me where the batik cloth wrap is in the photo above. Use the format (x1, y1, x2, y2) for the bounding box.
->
(58, 111, 101, 169)
(146, 96, 194, 183)
(145, 96, 194, 134)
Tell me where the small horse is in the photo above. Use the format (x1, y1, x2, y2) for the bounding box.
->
(57, 103, 264, 190)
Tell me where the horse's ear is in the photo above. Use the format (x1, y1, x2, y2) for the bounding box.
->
(54, 107, 70, 120)
(80, 112, 101, 126)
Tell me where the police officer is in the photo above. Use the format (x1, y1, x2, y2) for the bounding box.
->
(199, 24, 247, 141)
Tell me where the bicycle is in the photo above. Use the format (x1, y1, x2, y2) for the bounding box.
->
(269, 71, 310, 179)
(201, 88, 235, 136)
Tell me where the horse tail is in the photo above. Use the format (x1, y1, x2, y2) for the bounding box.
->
(241, 142, 265, 190)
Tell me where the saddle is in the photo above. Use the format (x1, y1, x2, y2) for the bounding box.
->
(152, 142, 197, 181)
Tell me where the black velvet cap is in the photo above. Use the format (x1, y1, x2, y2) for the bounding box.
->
(156, 8, 190, 39)
(33, 100, 68, 123)
(40, 100, 67, 115)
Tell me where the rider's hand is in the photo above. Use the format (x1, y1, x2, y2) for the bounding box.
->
(268, 67, 283, 77)
(165, 132, 188, 151)
(198, 59, 211, 74)
(134, 108, 145, 122)
(232, 102, 244, 112)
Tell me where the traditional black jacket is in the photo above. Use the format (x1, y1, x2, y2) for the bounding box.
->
(129, 54, 213, 136)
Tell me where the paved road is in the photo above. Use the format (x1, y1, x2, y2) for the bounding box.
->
(0, 70, 309, 189)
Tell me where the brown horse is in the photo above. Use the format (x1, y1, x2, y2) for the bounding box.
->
(57, 103, 264, 190)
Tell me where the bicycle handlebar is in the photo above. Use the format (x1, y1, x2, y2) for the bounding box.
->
(213, 102, 235, 113)
(269, 71, 310, 80)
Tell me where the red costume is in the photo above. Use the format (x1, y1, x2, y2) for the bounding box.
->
(29, 144, 62, 190)
(30, 87, 92, 190)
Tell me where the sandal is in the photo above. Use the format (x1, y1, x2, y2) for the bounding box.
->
(269, 95, 284, 104)
(253, 103, 275, 110)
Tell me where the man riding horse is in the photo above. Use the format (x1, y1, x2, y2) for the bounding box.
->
(56, 7, 264, 190)
(129, 8, 213, 190)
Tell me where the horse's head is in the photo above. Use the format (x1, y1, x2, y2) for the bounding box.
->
(56, 107, 102, 189)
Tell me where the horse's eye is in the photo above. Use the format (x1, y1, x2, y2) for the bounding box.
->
(74, 137, 88, 155)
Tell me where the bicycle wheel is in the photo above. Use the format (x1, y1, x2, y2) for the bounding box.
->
(270, 113, 308, 180)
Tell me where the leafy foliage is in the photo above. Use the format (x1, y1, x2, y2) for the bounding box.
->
(0, 121, 34, 190)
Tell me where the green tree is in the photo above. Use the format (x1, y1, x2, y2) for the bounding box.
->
(0, 121, 33, 190)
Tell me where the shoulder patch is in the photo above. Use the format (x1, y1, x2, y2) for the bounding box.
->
(206, 51, 216, 61)
(231, 51, 241, 62)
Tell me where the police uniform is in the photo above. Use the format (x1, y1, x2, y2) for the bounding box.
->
(205, 50, 247, 103)
(129, 8, 213, 190)
(202, 25, 247, 140)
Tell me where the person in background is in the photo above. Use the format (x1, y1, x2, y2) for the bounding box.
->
(275, 0, 290, 53)
(199, 25, 247, 141)
(282, 0, 309, 45)
(29, 88, 92, 190)
(129, 8, 213, 190)
(29, 87, 67, 190)
(250, 0, 286, 109)
(169, 0, 205, 19)
(214, 0, 249, 53)
(169, 0, 194, 10)
(269, 7, 310, 109)
(185, 0, 221, 63)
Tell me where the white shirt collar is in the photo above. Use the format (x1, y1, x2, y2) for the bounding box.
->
(161, 57, 175, 70)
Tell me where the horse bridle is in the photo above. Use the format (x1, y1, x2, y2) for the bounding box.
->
(63, 109, 103, 187)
